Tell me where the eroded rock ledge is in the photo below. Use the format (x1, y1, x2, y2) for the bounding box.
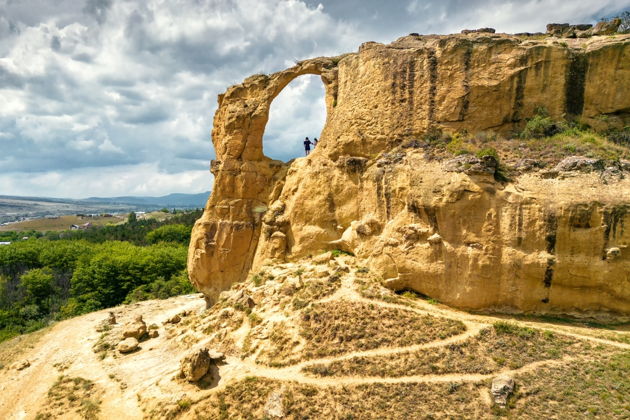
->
(188, 30, 630, 320)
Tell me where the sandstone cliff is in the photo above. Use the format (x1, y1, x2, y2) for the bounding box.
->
(188, 30, 630, 320)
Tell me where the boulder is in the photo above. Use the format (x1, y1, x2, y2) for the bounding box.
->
(554, 156, 604, 172)
(148, 330, 159, 338)
(122, 315, 147, 339)
(263, 387, 286, 418)
(592, 18, 621, 35)
(491, 375, 515, 407)
(546, 23, 570, 36)
(118, 337, 139, 354)
(180, 348, 224, 382)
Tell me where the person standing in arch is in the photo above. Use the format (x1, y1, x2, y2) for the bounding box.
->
(303, 137, 313, 156)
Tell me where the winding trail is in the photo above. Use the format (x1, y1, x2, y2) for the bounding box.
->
(210, 271, 630, 392)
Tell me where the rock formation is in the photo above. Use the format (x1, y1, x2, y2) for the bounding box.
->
(189, 29, 630, 320)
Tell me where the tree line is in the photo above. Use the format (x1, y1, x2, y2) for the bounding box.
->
(0, 210, 202, 342)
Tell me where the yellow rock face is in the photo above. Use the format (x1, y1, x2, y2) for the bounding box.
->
(189, 32, 630, 320)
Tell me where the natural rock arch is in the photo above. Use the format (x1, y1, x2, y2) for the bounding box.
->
(188, 57, 342, 304)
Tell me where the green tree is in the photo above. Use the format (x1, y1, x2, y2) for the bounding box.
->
(20, 268, 58, 312)
(146, 224, 191, 244)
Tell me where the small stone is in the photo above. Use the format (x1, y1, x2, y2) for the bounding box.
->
(312, 251, 333, 264)
(427, 233, 442, 245)
(491, 375, 515, 407)
(165, 314, 181, 324)
(15, 360, 30, 371)
(606, 247, 621, 260)
(118, 337, 139, 354)
(148, 330, 159, 339)
(207, 349, 225, 361)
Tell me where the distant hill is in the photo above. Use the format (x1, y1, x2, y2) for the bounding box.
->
(0, 192, 209, 224)
(83, 192, 209, 207)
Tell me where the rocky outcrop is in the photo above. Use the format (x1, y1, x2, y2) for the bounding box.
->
(189, 30, 630, 320)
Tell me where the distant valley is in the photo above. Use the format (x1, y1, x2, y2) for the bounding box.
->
(0, 192, 209, 224)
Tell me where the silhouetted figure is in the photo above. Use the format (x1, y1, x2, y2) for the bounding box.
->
(303, 137, 313, 155)
(313, 138, 318, 148)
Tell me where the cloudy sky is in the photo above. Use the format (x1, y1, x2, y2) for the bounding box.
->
(1, 0, 628, 198)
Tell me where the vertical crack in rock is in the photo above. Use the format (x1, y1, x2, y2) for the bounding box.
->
(565, 52, 588, 116)
(511, 68, 528, 122)
(542, 211, 558, 301)
(516, 203, 524, 247)
(426, 48, 438, 124)
(458, 41, 473, 121)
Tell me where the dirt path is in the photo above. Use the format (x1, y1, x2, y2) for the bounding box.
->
(0, 295, 205, 420)
(224, 355, 577, 387)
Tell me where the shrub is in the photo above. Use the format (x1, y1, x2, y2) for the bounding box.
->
(476, 147, 499, 159)
(607, 127, 630, 146)
(446, 133, 472, 155)
(521, 114, 565, 139)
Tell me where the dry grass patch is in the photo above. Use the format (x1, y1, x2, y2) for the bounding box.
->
(299, 300, 465, 360)
(304, 322, 604, 378)
(253, 321, 302, 366)
(35, 375, 102, 420)
(194, 377, 488, 419)
(287, 273, 342, 310)
(354, 277, 410, 306)
(508, 351, 630, 419)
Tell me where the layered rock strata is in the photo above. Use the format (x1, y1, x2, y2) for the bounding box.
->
(188, 30, 630, 319)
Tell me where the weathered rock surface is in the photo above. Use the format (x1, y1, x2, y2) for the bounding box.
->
(189, 30, 630, 320)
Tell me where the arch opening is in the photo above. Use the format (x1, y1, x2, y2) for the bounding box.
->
(263, 74, 326, 162)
